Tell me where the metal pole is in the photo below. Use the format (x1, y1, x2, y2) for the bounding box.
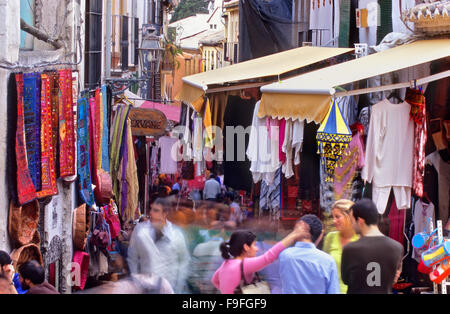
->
(105, 0, 112, 78)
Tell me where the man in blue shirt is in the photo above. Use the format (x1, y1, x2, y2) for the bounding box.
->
(279, 214, 340, 294)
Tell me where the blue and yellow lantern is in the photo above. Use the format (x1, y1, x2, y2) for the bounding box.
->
(316, 97, 352, 182)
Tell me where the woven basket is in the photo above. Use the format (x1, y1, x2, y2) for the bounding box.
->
(405, 1, 450, 35)
(10, 243, 44, 270)
(8, 199, 39, 248)
(72, 204, 90, 251)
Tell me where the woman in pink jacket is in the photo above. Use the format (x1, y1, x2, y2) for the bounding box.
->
(211, 225, 306, 294)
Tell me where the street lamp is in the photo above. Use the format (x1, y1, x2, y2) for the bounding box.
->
(138, 25, 164, 100)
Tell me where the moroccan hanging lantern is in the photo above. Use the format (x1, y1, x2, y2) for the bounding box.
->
(316, 97, 352, 182)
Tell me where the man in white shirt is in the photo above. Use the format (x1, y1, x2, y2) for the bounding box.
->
(127, 197, 190, 293)
(203, 173, 222, 202)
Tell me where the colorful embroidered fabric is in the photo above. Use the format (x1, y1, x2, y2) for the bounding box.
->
(89, 96, 99, 181)
(77, 95, 95, 206)
(49, 72, 60, 177)
(63, 71, 79, 182)
(23, 73, 42, 191)
(37, 74, 58, 198)
(406, 87, 425, 124)
(412, 104, 427, 197)
(333, 132, 365, 200)
(100, 85, 110, 172)
(15, 73, 36, 205)
(58, 69, 75, 178)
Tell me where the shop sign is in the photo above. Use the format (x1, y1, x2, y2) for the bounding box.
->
(129, 108, 168, 136)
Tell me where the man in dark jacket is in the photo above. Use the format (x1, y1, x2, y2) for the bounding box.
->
(18, 261, 59, 294)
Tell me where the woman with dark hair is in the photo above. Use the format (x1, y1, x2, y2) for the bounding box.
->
(211, 226, 306, 294)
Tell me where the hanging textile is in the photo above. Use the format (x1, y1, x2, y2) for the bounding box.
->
(89, 95, 100, 184)
(388, 199, 405, 246)
(36, 73, 58, 198)
(333, 130, 365, 200)
(100, 85, 110, 172)
(118, 118, 139, 223)
(58, 69, 76, 178)
(15, 73, 36, 205)
(110, 104, 131, 202)
(298, 121, 321, 200)
(159, 136, 178, 175)
(49, 72, 60, 178)
(77, 95, 95, 206)
(316, 98, 352, 182)
(406, 88, 427, 197)
(259, 167, 281, 221)
(63, 71, 79, 183)
(23, 73, 42, 192)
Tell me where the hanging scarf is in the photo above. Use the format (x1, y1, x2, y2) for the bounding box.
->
(77, 95, 95, 206)
(58, 69, 76, 178)
(100, 85, 110, 172)
(406, 87, 426, 124)
(15, 73, 36, 205)
(110, 104, 131, 199)
(89, 96, 99, 182)
(23, 73, 42, 191)
(49, 72, 60, 178)
(37, 73, 58, 198)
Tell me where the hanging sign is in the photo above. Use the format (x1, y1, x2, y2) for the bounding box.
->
(129, 108, 168, 136)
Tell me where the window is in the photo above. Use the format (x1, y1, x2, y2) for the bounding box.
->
(20, 0, 34, 50)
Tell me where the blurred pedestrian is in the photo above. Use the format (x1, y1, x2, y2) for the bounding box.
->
(211, 225, 305, 294)
(322, 199, 359, 293)
(341, 198, 403, 294)
(18, 261, 59, 294)
(127, 197, 190, 293)
(279, 215, 340, 294)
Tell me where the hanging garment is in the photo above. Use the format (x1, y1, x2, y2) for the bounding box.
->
(247, 101, 279, 185)
(337, 96, 359, 126)
(362, 99, 414, 214)
(281, 118, 305, 179)
(14, 73, 36, 205)
(118, 118, 139, 223)
(259, 167, 281, 221)
(49, 72, 59, 178)
(426, 151, 450, 226)
(58, 69, 76, 178)
(298, 121, 321, 200)
(334, 132, 365, 200)
(159, 136, 178, 175)
(388, 199, 405, 246)
(77, 95, 95, 206)
(23, 73, 42, 191)
(36, 73, 58, 198)
(193, 112, 203, 162)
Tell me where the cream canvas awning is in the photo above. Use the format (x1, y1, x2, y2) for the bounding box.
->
(259, 39, 450, 123)
(176, 46, 354, 111)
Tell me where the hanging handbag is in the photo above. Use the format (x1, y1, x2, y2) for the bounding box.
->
(234, 259, 271, 294)
(104, 201, 121, 239)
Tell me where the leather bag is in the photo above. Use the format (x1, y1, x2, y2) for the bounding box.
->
(8, 199, 39, 248)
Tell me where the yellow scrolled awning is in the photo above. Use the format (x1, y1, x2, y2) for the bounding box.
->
(260, 39, 450, 123)
(176, 46, 354, 112)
